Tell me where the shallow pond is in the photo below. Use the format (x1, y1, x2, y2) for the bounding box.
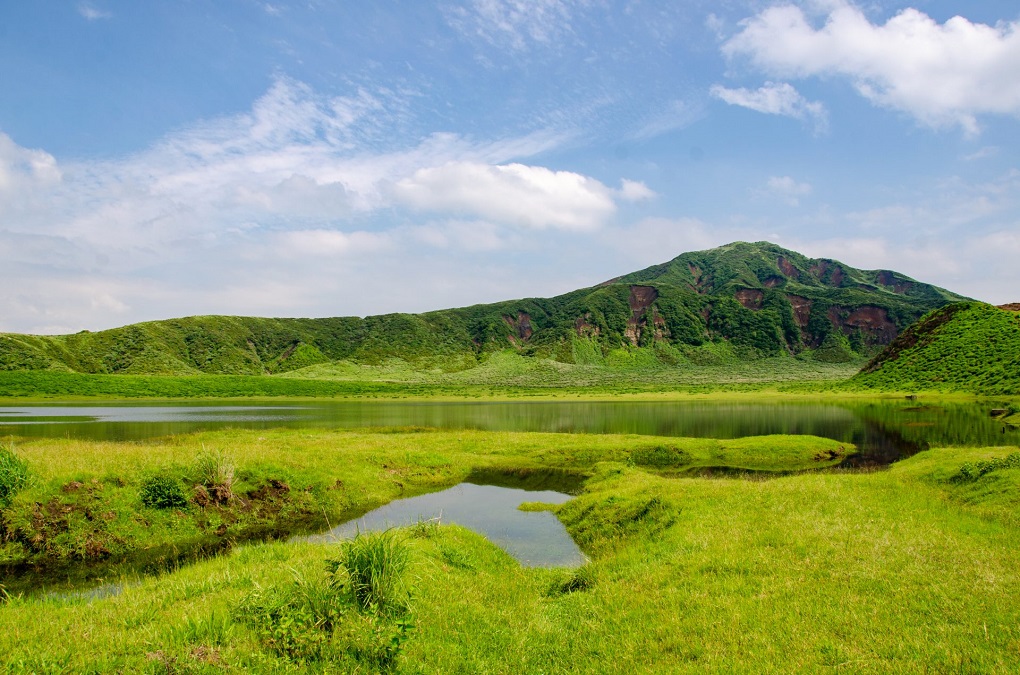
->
(305, 482, 586, 568)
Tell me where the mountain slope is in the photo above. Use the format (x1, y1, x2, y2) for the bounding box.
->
(0, 241, 966, 377)
(851, 302, 1020, 395)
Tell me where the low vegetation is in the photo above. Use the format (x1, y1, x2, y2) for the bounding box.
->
(851, 301, 1020, 395)
(1, 428, 1018, 672)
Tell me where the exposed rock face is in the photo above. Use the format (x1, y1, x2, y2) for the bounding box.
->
(503, 312, 533, 342)
(777, 256, 799, 279)
(735, 289, 764, 310)
(876, 270, 914, 294)
(625, 285, 660, 345)
(811, 260, 845, 287)
(575, 313, 600, 338)
(787, 295, 812, 328)
(762, 276, 784, 288)
(687, 264, 709, 294)
(828, 305, 898, 344)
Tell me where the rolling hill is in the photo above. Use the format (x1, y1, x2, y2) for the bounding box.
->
(0, 241, 966, 378)
(851, 302, 1020, 395)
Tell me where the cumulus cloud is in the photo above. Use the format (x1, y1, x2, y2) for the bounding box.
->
(710, 82, 827, 131)
(722, 1, 1020, 134)
(0, 76, 653, 332)
(394, 162, 617, 230)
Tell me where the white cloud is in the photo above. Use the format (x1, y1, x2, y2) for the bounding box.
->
(0, 76, 657, 332)
(723, 1, 1020, 134)
(0, 133, 62, 194)
(710, 82, 827, 131)
(764, 175, 812, 206)
(77, 3, 111, 20)
(394, 162, 617, 230)
(616, 179, 656, 202)
(275, 229, 391, 258)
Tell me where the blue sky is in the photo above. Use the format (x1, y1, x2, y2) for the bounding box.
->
(1, 0, 1018, 334)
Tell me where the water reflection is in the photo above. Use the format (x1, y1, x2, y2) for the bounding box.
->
(306, 482, 586, 568)
(0, 399, 1015, 464)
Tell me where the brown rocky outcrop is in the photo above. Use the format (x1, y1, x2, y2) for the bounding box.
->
(876, 270, 914, 294)
(735, 289, 764, 310)
(786, 295, 812, 328)
(502, 312, 533, 342)
(777, 256, 800, 279)
(828, 305, 898, 344)
(575, 313, 600, 338)
(625, 285, 661, 345)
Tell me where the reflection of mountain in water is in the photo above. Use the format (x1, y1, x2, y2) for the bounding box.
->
(0, 400, 1014, 467)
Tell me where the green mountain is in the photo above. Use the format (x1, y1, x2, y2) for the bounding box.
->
(851, 302, 1020, 395)
(0, 241, 966, 377)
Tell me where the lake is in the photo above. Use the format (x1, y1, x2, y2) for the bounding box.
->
(0, 398, 1016, 467)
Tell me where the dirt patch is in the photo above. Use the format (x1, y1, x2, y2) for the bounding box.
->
(502, 311, 533, 342)
(687, 264, 710, 294)
(786, 295, 812, 328)
(777, 256, 799, 279)
(810, 260, 845, 287)
(734, 289, 764, 310)
(626, 286, 660, 345)
(997, 303, 1020, 312)
(876, 270, 914, 294)
(828, 305, 898, 344)
(574, 313, 600, 338)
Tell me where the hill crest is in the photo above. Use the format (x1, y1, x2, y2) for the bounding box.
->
(0, 241, 966, 377)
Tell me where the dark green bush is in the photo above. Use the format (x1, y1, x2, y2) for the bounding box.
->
(630, 445, 692, 468)
(139, 475, 189, 509)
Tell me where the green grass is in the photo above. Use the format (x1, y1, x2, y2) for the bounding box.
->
(1, 433, 1018, 672)
(850, 302, 1020, 395)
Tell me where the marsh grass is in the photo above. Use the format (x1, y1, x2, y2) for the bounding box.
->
(0, 441, 29, 508)
(329, 530, 411, 614)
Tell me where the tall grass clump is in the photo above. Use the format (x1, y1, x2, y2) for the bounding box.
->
(235, 534, 414, 668)
(330, 530, 412, 614)
(0, 441, 30, 509)
(193, 445, 235, 504)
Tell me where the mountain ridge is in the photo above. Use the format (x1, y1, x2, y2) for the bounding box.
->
(0, 241, 967, 377)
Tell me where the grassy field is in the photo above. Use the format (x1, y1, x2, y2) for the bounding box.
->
(1, 425, 1019, 672)
(0, 353, 863, 401)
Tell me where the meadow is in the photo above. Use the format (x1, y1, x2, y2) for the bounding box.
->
(1, 421, 1018, 673)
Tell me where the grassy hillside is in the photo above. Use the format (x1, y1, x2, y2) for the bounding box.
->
(850, 302, 1020, 395)
(0, 241, 964, 380)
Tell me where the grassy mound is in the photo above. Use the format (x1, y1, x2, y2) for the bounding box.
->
(850, 302, 1020, 394)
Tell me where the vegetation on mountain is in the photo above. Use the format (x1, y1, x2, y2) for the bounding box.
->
(0, 242, 964, 381)
(850, 301, 1020, 395)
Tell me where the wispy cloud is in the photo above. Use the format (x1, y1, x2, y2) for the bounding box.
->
(77, 3, 111, 21)
(444, 0, 588, 52)
(762, 176, 812, 206)
(711, 82, 827, 132)
(722, 1, 1020, 135)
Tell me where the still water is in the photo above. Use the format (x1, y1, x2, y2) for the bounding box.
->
(1, 399, 1016, 466)
(306, 482, 586, 568)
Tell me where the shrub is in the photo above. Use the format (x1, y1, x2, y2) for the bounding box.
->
(0, 442, 30, 508)
(956, 453, 1020, 481)
(139, 475, 189, 509)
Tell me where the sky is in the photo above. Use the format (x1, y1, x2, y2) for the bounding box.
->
(1, 0, 1019, 334)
